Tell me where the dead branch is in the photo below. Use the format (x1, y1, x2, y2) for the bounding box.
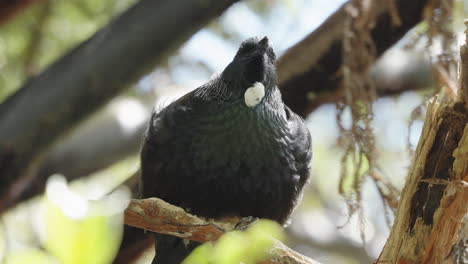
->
(376, 20, 468, 264)
(125, 198, 232, 242)
(124, 198, 320, 264)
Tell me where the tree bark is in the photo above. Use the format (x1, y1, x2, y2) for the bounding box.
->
(377, 96, 468, 264)
(376, 25, 468, 264)
(0, 0, 239, 213)
(37, 97, 150, 182)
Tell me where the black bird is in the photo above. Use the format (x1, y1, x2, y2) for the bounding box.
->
(140, 36, 312, 264)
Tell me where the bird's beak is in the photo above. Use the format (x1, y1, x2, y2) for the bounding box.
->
(258, 36, 269, 52)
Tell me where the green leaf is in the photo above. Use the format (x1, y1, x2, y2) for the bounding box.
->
(182, 243, 213, 264)
(184, 219, 284, 264)
(44, 175, 129, 264)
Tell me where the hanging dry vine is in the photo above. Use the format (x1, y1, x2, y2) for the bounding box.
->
(337, 0, 459, 234)
(337, 0, 398, 235)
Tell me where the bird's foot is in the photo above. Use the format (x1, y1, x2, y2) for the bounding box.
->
(234, 216, 259, 231)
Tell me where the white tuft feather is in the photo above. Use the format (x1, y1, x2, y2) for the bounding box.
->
(244, 82, 265, 107)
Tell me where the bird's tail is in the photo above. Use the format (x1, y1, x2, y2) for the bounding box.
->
(152, 233, 200, 264)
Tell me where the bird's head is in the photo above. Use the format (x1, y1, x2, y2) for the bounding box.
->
(221, 36, 277, 98)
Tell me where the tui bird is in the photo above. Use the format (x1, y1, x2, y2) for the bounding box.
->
(140, 36, 312, 264)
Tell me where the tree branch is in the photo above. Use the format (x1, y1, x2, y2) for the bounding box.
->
(376, 22, 468, 263)
(278, 0, 430, 117)
(377, 100, 468, 264)
(37, 97, 150, 182)
(0, 0, 239, 213)
(125, 198, 232, 242)
(124, 198, 320, 264)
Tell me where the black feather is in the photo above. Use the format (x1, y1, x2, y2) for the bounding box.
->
(140, 36, 312, 264)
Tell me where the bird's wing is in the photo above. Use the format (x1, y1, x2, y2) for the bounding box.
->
(285, 105, 312, 185)
(140, 88, 206, 199)
(144, 87, 206, 144)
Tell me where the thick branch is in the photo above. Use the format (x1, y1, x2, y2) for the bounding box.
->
(124, 198, 320, 264)
(377, 101, 468, 263)
(278, 0, 430, 116)
(0, 0, 239, 213)
(37, 97, 150, 182)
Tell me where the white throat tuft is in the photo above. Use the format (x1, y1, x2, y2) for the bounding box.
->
(244, 82, 265, 107)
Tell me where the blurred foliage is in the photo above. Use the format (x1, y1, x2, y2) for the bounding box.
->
(0, 175, 130, 264)
(183, 219, 284, 264)
(45, 205, 122, 264)
(4, 248, 59, 264)
(0, 0, 136, 101)
(44, 175, 129, 264)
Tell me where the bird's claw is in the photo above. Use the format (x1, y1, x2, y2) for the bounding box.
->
(234, 216, 259, 230)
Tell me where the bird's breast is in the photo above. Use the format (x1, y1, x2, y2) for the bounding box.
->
(186, 103, 293, 183)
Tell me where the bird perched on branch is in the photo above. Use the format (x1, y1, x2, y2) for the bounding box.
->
(140, 36, 312, 264)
